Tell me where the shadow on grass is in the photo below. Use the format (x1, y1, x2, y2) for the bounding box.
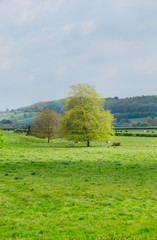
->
(1, 158, 156, 181)
(10, 136, 107, 149)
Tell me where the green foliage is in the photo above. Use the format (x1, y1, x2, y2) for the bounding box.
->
(105, 95, 157, 126)
(143, 116, 157, 126)
(115, 132, 157, 137)
(62, 83, 115, 146)
(14, 129, 28, 134)
(105, 95, 157, 114)
(0, 130, 5, 148)
(140, 122, 150, 127)
(0, 132, 157, 239)
(17, 99, 65, 113)
(115, 126, 157, 129)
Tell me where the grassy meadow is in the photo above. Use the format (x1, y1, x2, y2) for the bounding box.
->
(0, 132, 157, 240)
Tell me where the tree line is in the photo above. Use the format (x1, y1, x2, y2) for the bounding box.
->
(1, 90, 157, 129)
(16, 95, 157, 117)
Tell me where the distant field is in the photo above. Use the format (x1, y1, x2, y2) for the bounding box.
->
(0, 133, 157, 239)
(0, 111, 37, 127)
(128, 118, 144, 123)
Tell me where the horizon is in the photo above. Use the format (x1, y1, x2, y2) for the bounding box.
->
(1, 93, 157, 112)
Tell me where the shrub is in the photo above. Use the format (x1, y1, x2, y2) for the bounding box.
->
(14, 129, 28, 134)
(112, 142, 121, 146)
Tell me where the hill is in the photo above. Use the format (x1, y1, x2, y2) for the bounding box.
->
(17, 99, 65, 114)
(0, 95, 157, 128)
(104, 95, 157, 126)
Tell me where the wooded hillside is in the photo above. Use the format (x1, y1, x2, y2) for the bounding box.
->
(0, 95, 157, 128)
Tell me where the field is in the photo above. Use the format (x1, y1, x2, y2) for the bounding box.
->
(0, 111, 37, 128)
(0, 132, 157, 240)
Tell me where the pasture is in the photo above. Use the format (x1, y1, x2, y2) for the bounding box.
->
(115, 128, 157, 134)
(0, 132, 157, 240)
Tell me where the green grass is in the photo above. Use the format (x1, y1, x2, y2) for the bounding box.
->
(0, 133, 157, 240)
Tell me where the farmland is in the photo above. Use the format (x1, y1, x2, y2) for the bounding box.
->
(0, 132, 157, 240)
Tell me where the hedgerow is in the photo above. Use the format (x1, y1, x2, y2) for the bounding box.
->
(115, 132, 157, 137)
(14, 128, 28, 134)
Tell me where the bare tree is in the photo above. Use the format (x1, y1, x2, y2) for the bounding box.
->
(30, 109, 61, 143)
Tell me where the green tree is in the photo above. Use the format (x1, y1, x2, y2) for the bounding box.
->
(145, 116, 157, 126)
(140, 122, 150, 127)
(0, 130, 5, 149)
(30, 109, 61, 143)
(62, 83, 114, 147)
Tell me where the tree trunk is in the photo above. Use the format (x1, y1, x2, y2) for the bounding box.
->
(87, 140, 90, 147)
(48, 137, 50, 143)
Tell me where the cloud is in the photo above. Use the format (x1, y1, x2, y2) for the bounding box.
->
(63, 24, 75, 35)
(79, 20, 96, 35)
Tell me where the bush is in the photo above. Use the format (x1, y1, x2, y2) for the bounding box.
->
(14, 129, 28, 134)
(112, 142, 121, 146)
(115, 132, 134, 136)
(0, 130, 5, 149)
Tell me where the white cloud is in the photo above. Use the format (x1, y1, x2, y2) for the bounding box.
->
(79, 20, 96, 35)
(63, 24, 75, 35)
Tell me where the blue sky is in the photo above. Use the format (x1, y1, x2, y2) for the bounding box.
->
(0, 0, 157, 110)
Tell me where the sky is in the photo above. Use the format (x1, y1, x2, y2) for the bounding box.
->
(0, 0, 157, 111)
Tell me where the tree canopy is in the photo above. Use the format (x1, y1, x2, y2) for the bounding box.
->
(62, 83, 114, 146)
